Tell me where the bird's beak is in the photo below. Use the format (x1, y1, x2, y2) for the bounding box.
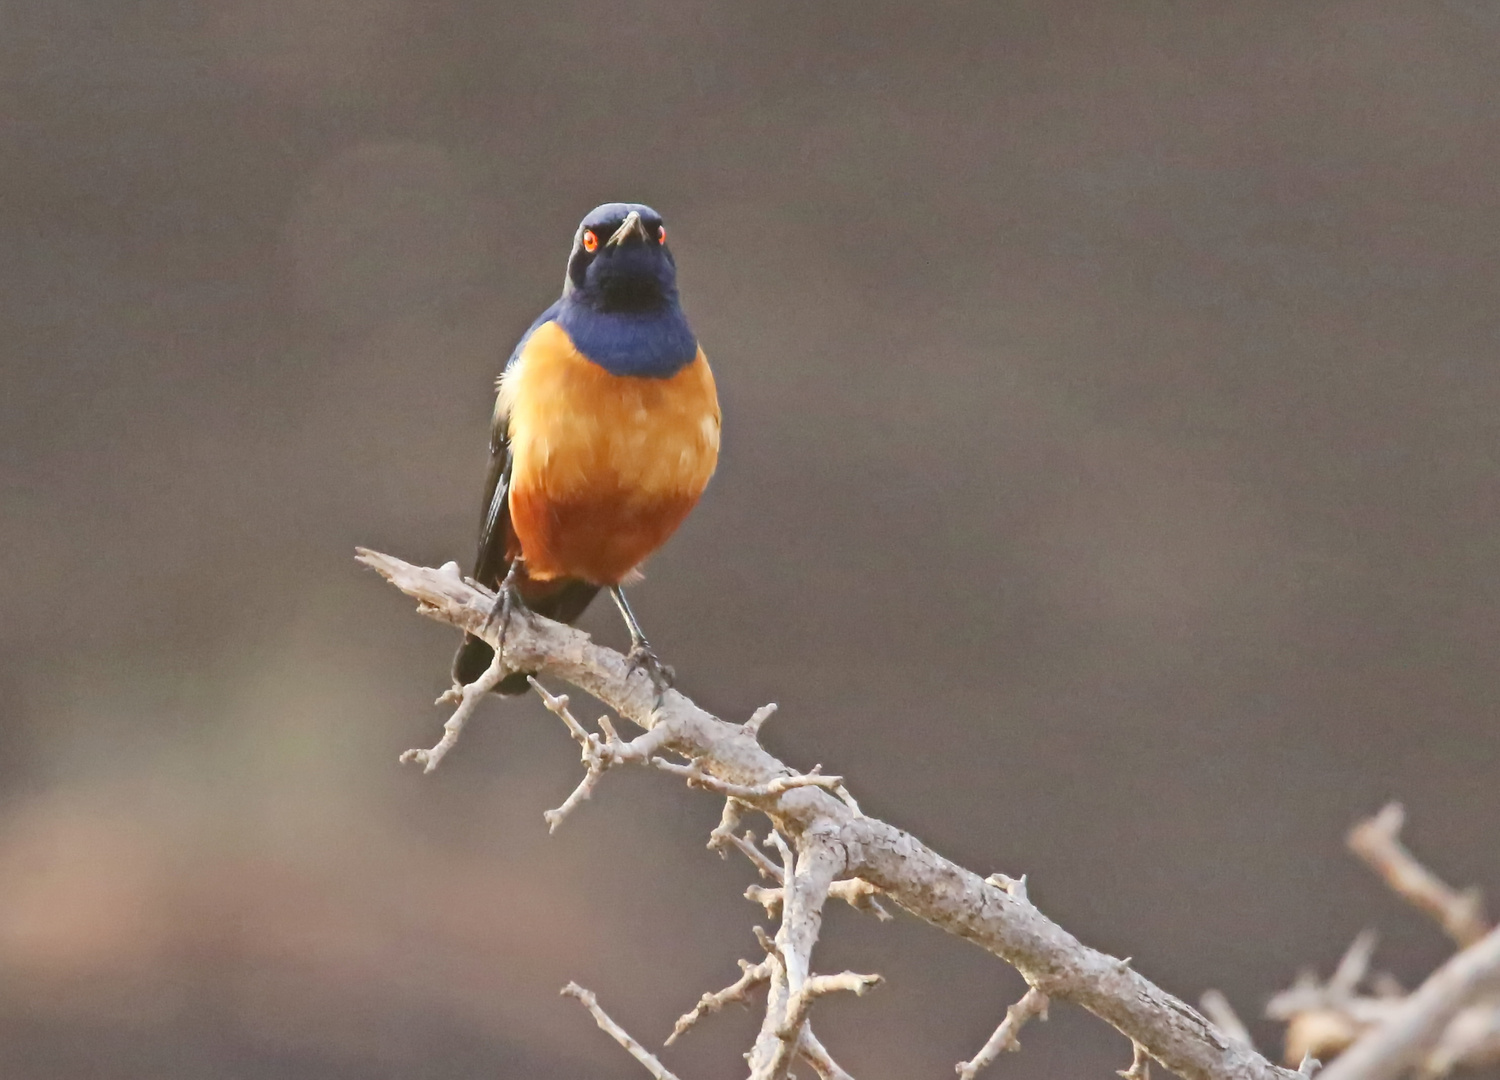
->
(605, 210, 648, 247)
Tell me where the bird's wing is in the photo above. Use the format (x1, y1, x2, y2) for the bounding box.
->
(470, 301, 560, 588)
(457, 300, 602, 691)
(470, 403, 514, 588)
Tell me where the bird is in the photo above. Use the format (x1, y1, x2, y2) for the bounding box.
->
(452, 202, 720, 696)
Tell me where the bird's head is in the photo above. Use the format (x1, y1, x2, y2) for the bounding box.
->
(564, 202, 678, 312)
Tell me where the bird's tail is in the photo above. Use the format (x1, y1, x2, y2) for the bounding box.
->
(449, 578, 602, 695)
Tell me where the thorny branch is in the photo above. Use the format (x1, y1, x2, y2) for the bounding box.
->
(1318, 925, 1500, 1080)
(562, 982, 683, 1080)
(667, 957, 774, 1046)
(362, 549, 1310, 1080)
(745, 833, 850, 1080)
(797, 1026, 857, 1080)
(1347, 804, 1490, 948)
(664, 942, 860, 1080)
(955, 986, 1049, 1080)
(652, 758, 848, 801)
(713, 804, 893, 921)
(1120, 1040, 1153, 1080)
(1236, 803, 1500, 1080)
(530, 678, 674, 830)
(953, 876, 1050, 1078)
(1199, 989, 1254, 1050)
(746, 877, 891, 921)
(398, 647, 508, 772)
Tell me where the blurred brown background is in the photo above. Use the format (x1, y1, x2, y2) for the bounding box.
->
(3, 1, 1498, 1076)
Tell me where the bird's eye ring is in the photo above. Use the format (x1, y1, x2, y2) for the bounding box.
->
(582, 229, 598, 253)
(657, 225, 667, 244)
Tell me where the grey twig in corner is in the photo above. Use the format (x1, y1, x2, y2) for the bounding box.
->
(1314, 922, 1500, 1080)
(1267, 804, 1500, 1078)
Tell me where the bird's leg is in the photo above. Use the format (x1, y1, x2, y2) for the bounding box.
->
(609, 585, 675, 699)
(483, 558, 527, 667)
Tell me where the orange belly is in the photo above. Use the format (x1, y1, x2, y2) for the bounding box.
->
(510, 488, 703, 584)
(500, 321, 720, 585)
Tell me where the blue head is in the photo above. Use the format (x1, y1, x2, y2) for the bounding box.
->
(556, 202, 698, 378)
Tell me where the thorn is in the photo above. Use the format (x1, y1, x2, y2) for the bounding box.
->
(754, 925, 779, 956)
(743, 702, 778, 737)
(985, 873, 1029, 901)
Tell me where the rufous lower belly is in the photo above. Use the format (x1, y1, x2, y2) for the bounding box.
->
(509, 485, 701, 586)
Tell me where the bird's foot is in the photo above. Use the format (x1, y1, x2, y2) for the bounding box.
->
(481, 564, 526, 661)
(626, 642, 676, 702)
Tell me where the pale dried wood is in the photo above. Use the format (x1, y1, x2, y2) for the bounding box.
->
(360, 550, 1302, 1080)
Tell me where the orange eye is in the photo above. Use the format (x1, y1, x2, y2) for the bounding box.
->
(657, 225, 667, 244)
(582, 229, 598, 253)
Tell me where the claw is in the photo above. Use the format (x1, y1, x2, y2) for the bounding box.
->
(482, 560, 526, 664)
(609, 584, 674, 705)
(626, 643, 676, 700)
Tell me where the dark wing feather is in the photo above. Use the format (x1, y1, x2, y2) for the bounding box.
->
(469, 299, 559, 591)
(470, 402, 515, 590)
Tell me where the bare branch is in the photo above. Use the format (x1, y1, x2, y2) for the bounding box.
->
(1316, 923, 1500, 1080)
(1119, 1040, 1152, 1080)
(666, 957, 773, 1045)
(754, 924, 779, 957)
(748, 835, 844, 1080)
(1276, 998, 1500, 1077)
(798, 1025, 857, 1080)
(731, 829, 787, 881)
(531, 678, 592, 742)
(833, 783, 863, 816)
(1269, 931, 1385, 1038)
(782, 970, 884, 1039)
(398, 644, 508, 772)
(545, 766, 607, 827)
(746, 877, 891, 921)
(530, 678, 674, 831)
(561, 982, 684, 1080)
(1264, 929, 1496, 1070)
(1200, 990, 1255, 1050)
(360, 550, 1304, 1080)
(707, 798, 748, 855)
(1347, 803, 1490, 948)
(956, 986, 1050, 1079)
(652, 757, 847, 801)
(1419, 1002, 1500, 1077)
(1280, 1010, 1361, 1068)
(766, 828, 795, 875)
(1256, 806, 1500, 1077)
(1329, 931, 1379, 999)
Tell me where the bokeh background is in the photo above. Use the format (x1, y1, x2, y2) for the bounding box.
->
(3, 1, 1499, 1076)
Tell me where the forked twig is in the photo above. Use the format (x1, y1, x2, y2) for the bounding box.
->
(956, 986, 1050, 1079)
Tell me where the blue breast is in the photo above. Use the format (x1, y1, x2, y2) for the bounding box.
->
(554, 295, 698, 379)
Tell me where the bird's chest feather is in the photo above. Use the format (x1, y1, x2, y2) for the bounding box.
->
(501, 321, 720, 503)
